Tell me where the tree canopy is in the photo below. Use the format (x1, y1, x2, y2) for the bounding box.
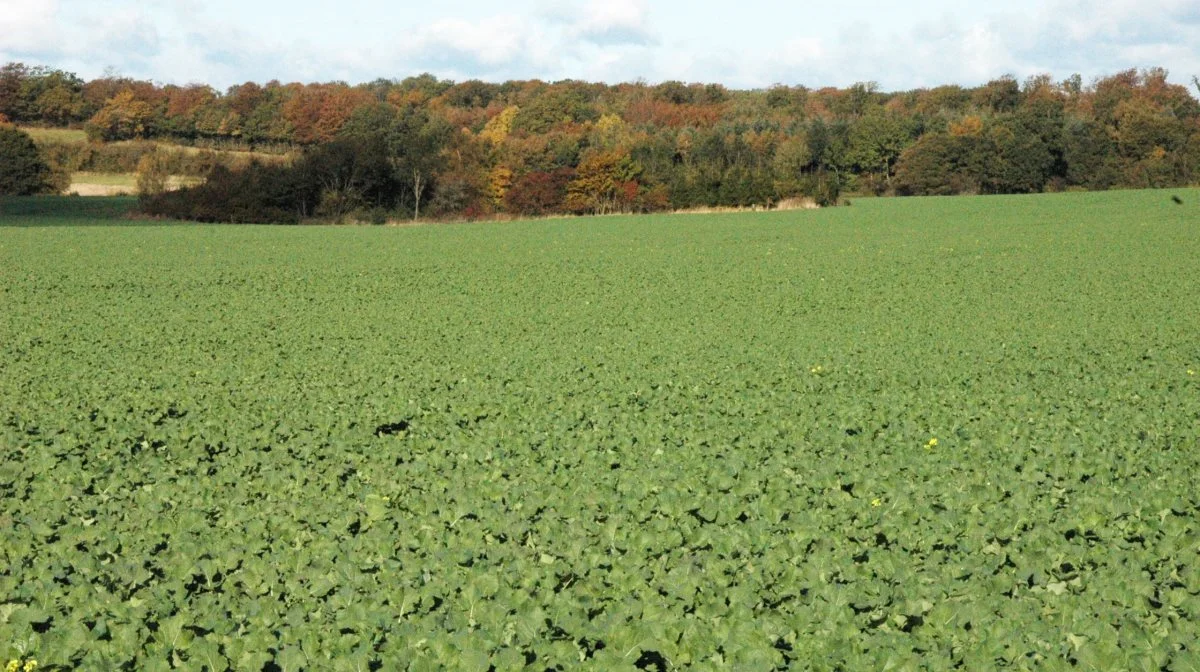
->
(7, 62, 1200, 221)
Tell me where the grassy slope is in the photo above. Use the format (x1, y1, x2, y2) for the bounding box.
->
(1, 189, 1199, 668)
(69, 172, 137, 186)
(17, 126, 89, 143)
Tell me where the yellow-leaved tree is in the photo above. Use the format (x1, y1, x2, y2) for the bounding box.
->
(480, 106, 519, 146)
(486, 165, 513, 208)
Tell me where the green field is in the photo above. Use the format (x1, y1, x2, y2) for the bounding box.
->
(2, 190, 1199, 670)
(0, 196, 139, 223)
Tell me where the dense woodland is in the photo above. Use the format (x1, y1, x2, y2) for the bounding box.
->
(2, 62, 1199, 222)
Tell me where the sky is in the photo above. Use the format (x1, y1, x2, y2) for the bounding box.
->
(2, 0, 1199, 92)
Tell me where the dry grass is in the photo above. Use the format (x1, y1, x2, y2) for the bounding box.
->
(67, 183, 133, 197)
(670, 198, 819, 215)
(109, 141, 294, 166)
(67, 173, 203, 197)
(18, 126, 88, 143)
(71, 172, 137, 187)
(774, 197, 820, 211)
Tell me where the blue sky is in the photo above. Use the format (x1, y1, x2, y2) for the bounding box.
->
(2, 0, 1199, 91)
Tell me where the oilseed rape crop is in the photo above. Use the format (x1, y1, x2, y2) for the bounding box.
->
(2, 189, 1199, 669)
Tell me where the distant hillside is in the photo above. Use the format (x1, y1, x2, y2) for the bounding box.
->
(4, 61, 1198, 219)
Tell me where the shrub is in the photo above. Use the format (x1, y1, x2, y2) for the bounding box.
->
(136, 149, 171, 197)
(142, 163, 312, 224)
(0, 125, 56, 195)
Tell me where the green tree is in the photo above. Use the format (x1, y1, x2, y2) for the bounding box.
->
(847, 111, 910, 191)
(0, 63, 28, 121)
(343, 103, 452, 220)
(893, 133, 976, 196)
(512, 83, 600, 135)
(386, 106, 450, 220)
(0, 126, 55, 195)
(1063, 119, 1120, 189)
(771, 133, 811, 196)
(26, 68, 88, 124)
(977, 121, 1055, 194)
(803, 118, 849, 205)
(765, 84, 807, 112)
(832, 81, 881, 119)
(972, 76, 1021, 113)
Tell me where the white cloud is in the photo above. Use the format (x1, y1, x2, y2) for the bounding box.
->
(738, 2, 1200, 91)
(0, 0, 61, 53)
(0, 0, 1196, 92)
(575, 0, 656, 45)
(540, 0, 656, 46)
(410, 16, 533, 67)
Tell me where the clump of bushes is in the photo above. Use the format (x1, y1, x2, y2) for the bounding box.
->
(141, 163, 309, 224)
(141, 138, 405, 224)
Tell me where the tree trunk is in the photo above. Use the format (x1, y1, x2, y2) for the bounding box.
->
(412, 168, 424, 220)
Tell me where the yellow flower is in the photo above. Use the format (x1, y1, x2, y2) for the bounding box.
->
(871, 498, 883, 507)
(1189, 369, 1196, 376)
(23, 662, 36, 672)
(926, 437, 938, 449)
(7, 660, 20, 672)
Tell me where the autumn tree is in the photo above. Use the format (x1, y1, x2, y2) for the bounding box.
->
(830, 82, 883, 119)
(486, 165, 513, 208)
(565, 149, 642, 214)
(160, 84, 217, 138)
(505, 168, 574, 215)
(9, 59, 1200, 217)
(136, 148, 172, 197)
(283, 84, 372, 144)
(86, 90, 157, 141)
(479, 106, 519, 146)
(429, 126, 492, 219)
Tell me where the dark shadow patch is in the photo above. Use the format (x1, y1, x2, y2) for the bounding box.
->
(634, 650, 668, 672)
(375, 420, 410, 436)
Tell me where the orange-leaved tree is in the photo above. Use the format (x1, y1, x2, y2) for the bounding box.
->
(86, 89, 156, 141)
(564, 149, 642, 215)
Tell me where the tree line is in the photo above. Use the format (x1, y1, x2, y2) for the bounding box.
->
(2, 62, 1198, 221)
